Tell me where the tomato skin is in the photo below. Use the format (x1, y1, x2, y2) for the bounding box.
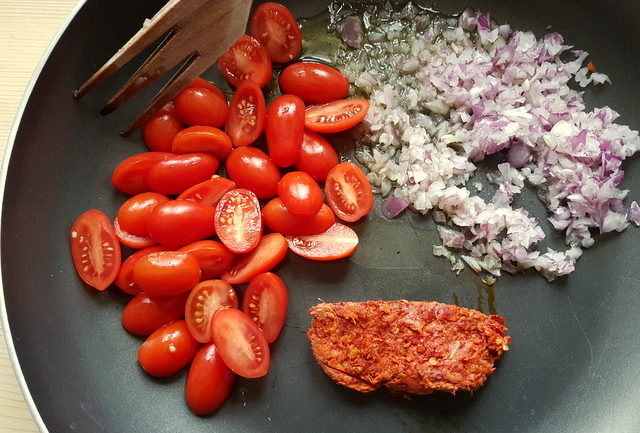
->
(225, 147, 280, 199)
(242, 272, 288, 343)
(115, 246, 172, 295)
(214, 189, 263, 254)
(146, 153, 219, 195)
(117, 192, 169, 237)
(295, 130, 340, 182)
(265, 95, 305, 168)
(111, 152, 173, 195)
(70, 210, 122, 291)
(324, 162, 374, 222)
(185, 279, 238, 343)
(133, 251, 201, 296)
(174, 86, 229, 128)
(250, 2, 302, 63)
(177, 176, 236, 208)
(262, 198, 335, 236)
(185, 343, 236, 416)
(142, 105, 183, 152)
(286, 222, 359, 261)
(179, 240, 234, 280)
(225, 80, 266, 147)
(279, 63, 349, 104)
(138, 320, 200, 377)
(122, 291, 189, 336)
(113, 217, 157, 249)
(277, 171, 323, 215)
(148, 200, 216, 248)
(171, 126, 233, 160)
(221, 233, 287, 284)
(218, 35, 272, 88)
(304, 98, 370, 133)
(186, 78, 227, 101)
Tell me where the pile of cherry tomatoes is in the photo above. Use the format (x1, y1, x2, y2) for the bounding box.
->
(69, 2, 373, 417)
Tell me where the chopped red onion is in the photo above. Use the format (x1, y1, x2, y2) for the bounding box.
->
(340, 17, 364, 49)
(381, 197, 409, 219)
(506, 141, 533, 168)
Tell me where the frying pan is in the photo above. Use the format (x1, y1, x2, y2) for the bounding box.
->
(2, 0, 640, 431)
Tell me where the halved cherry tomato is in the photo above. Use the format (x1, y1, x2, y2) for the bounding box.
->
(111, 152, 173, 195)
(218, 35, 272, 88)
(177, 176, 236, 208)
(295, 130, 339, 182)
(117, 192, 169, 237)
(174, 86, 228, 127)
(286, 222, 359, 261)
(279, 63, 349, 104)
(250, 2, 302, 63)
(185, 343, 236, 416)
(122, 291, 189, 336)
(225, 80, 266, 147)
(148, 200, 216, 248)
(221, 233, 287, 284)
(70, 210, 121, 291)
(179, 240, 234, 280)
(225, 147, 280, 199)
(266, 94, 305, 167)
(185, 279, 238, 343)
(171, 126, 233, 160)
(133, 251, 201, 296)
(115, 246, 172, 295)
(324, 162, 373, 222)
(146, 153, 219, 195)
(186, 78, 227, 101)
(304, 98, 370, 133)
(214, 189, 262, 254)
(242, 272, 288, 343)
(210, 308, 270, 378)
(262, 198, 334, 236)
(142, 104, 183, 152)
(277, 171, 323, 215)
(138, 320, 199, 377)
(113, 217, 156, 249)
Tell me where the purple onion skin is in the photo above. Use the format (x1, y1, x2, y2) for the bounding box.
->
(382, 197, 410, 219)
(506, 142, 532, 168)
(340, 17, 364, 49)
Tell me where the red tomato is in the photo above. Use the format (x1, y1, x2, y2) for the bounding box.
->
(113, 217, 156, 249)
(262, 198, 334, 236)
(186, 78, 227, 101)
(279, 63, 349, 104)
(286, 223, 359, 261)
(70, 210, 121, 291)
(176, 176, 236, 208)
(250, 2, 302, 63)
(324, 162, 373, 222)
(305, 98, 370, 133)
(174, 86, 228, 127)
(225, 80, 266, 147)
(179, 240, 234, 280)
(122, 291, 189, 336)
(138, 320, 199, 377)
(217, 35, 272, 88)
(210, 309, 270, 378)
(142, 105, 183, 152)
(133, 251, 201, 296)
(185, 279, 238, 343)
(242, 272, 288, 343)
(146, 153, 219, 195)
(148, 201, 216, 248)
(185, 343, 236, 416)
(295, 130, 340, 182)
(115, 246, 172, 295)
(221, 233, 287, 284)
(111, 152, 173, 195)
(117, 192, 169, 237)
(265, 94, 305, 167)
(214, 189, 262, 254)
(225, 147, 280, 199)
(277, 171, 323, 215)
(171, 126, 233, 160)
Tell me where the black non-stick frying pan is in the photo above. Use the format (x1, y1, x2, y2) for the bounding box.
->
(2, 0, 640, 431)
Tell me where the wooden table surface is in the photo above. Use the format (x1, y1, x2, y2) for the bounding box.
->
(0, 0, 81, 431)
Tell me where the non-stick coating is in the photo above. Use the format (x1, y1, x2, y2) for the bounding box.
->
(2, 0, 640, 432)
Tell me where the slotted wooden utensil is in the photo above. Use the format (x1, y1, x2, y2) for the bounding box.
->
(74, 0, 253, 135)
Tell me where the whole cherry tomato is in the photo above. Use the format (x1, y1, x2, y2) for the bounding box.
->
(174, 86, 228, 127)
(279, 62, 349, 104)
(115, 246, 172, 295)
(262, 198, 335, 236)
(133, 251, 201, 296)
(171, 126, 233, 160)
(117, 192, 169, 237)
(147, 200, 216, 248)
(146, 153, 219, 195)
(142, 104, 183, 152)
(295, 130, 339, 182)
(111, 152, 173, 195)
(225, 147, 280, 199)
(266, 94, 305, 167)
(185, 343, 236, 416)
(277, 171, 323, 215)
(138, 320, 199, 377)
(122, 291, 189, 336)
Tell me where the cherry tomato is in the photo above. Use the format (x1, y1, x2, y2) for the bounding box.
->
(146, 153, 219, 195)
(325, 162, 373, 222)
(171, 126, 233, 160)
(210, 308, 270, 378)
(295, 130, 340, 182)
(221, 233, 287, 284)
(115, 246, 172, 295)
(111, 152, 173, 195)
(186, 78, 227, 101)
(242, 272, 288, 343)
(117, 192, 169, 237)
(279, 63, 349, 104)
(225, 80, 266, 147)
(250, 2, 302, 63)
(70, 210, 121, 291)
(218, 35, 272, 88)
(177, 176, 236, 208)
(179, 240, 234, 280)
(113, 217, 156, 249)
(305, 98, 370, 133)
(225, 147, 280, 199)
(142, 104, 183, 152)
(185, 343, 236, 416)
(265, 94, 305, 167)
(277, 171, 323, 215)
(148, 200, 216, 248)
(214, 189, 262, 254)
(262, 198, 334, 236)
(138, 320, 199, 377)
(174, 86, 228, 127)
(122, 291, 189, 336)
(133, 251, 201, 296)
(286, 223, 359, 261)
(185, 279, 238, 343)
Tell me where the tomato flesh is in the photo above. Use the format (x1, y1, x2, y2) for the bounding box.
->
(179, 240, 234, 280)
(115, 246, 172, 295)
(262, 198, 335, 236)
(214, 189, 263, 254)
(286, 223, 359, 261)
(138, 320, 199, 377)
(185, 343, 236, 416)
(218, 35, 272, 88)
(113, 217, 157, 249)
(242, 272, 288, 343)
(133, 251, 201, 296)
(185, 279, 238, 343)
(324, 161, 374, 222)
(277, 171, 323, 215)
(279, 62, 349, 104)
(225, 147, 280, 199)
(221, 233, 287, 284)
(265, 94, 305, 168)
(225, 80, 266, 147)
(177, 176, 236, 208)
(250, 2, 302, 63)
(305, 98, 370, 133)
(122, 291, 189, 336)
